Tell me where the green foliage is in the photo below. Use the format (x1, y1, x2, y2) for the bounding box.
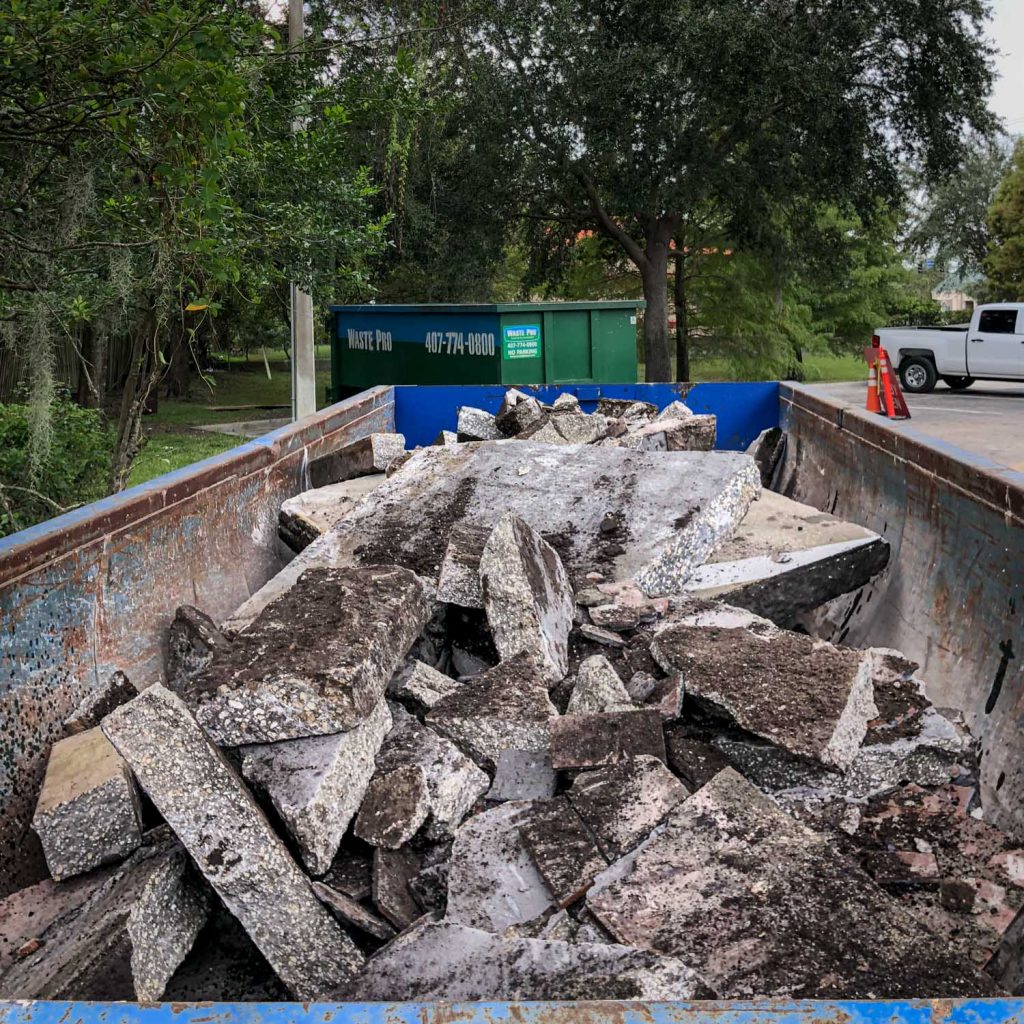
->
(985, 138, 1024, 301)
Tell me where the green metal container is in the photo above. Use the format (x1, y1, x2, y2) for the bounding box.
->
(327, 301, 642, 398)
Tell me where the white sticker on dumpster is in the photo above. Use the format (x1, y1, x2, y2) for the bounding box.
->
(502, 324, 542, 360)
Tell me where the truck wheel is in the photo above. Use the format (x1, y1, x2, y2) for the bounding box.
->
(942, 376, 975, 390)
(899, 357, 937, 394)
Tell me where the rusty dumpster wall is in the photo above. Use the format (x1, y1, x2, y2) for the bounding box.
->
(778, 384, 1024, 842)
(0, 386, 394, 895)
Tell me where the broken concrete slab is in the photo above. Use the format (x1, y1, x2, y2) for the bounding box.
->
(311, 881, 396, 943)
(165, 605, 233, 697)
(387, 658, 461, 711)
(663, 729, 733, 790)
(552, 392, 580, 412)
(457, 406, 503, 441)
(322, 849, 373, 901)
(745, 426, 786, 487)
(567, 755, 689, 860)
(354, 765, 431, 849)
(190, 565, 430, 745)
(64, 671, 138, 736)
(433, 429, 459, 446)
(446, 800, 555, 932)
(487, 748, 557, 802)
(626, 416, 716, 452)
(497, 393, 546, 437)
(351, 920, 705, 1000)
(0, 836, 208, 1001)
(587, 768, 1001, 998)
(652, 623, 877, 771)
(681, 490, 889, 628)
(436, 520, 490, 609)
(278, 475, 385, 553)
(308, 433, 406, 488)
(596, 398, 658, 421)
(480, 513, 575, 683)
(427, 653, 559, 771)
(566, 655, 634, 714)
(239, 699, 392, 875)
(579, 622, 626, 647)
(101, 684, 363, 999)
(549, 410, 610, 445)
(324, 441, 760, 596)
(372, 846, 422, 930)
(32, 727, 143, 882)
(549, 710, 666, 770)
(408, 861, 448, 915)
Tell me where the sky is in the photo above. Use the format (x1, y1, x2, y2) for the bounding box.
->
(989, 0, 1024, 132)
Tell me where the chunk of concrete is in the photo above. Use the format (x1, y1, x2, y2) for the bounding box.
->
(32, 728, 143, 881)
(436, 521, 490, 609)
(457, 406, 502, 441)
(427, 653, 559, 771)
(567, 755, 689, 860)
(311, 881, 396, 942)
(190, 565, 430, 745)
(433, 429, 459, 446)
(549, 710, 666, 770)
(351, 920, 705, 1000)
(681, 490, 889, 627)
(745, 426, 785, 486)
(278, 475, 385, 553)
(627, 415, 716, 451)
(664, 729, 732, 790)
(552, 392, 580, 412)
(388, 659, 461, 711)
(487, 749, 557, 802)
(566, 655, 634, 714)
(652, 624, 877, 771)
(322, 849, 373, 901)
(101, 685, 363, 999)
(64, 671, 138, 736)
(497, 393, 546, 437)
(355, 766, 431, 849)
(373, 846, 422, 930)
(445, 801, 555, 932)
(0, 836, 208, 1001)
(549, 410, 609, 445)
(308, 433, 406, 488)
(165, 605, 233, 696)
(480, 513, 575, 683)
(579, 622, 626, 647)
(239, 699, 392, 875)
(587, 768, 1000, 998)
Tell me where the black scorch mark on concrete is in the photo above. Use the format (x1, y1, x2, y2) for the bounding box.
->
(985, 639, 1015, 715)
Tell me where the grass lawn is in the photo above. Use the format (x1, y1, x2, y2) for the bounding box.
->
(653, 351, 865, 383)
(128, 430, 242, 488)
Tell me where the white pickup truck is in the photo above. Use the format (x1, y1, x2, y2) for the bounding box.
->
(874, 302, 1024, 393)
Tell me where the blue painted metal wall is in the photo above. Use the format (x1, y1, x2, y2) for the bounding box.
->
(394, 382, 780, 450)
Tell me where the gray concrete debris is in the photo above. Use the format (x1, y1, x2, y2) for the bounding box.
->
(625, 671, 659, 703)
(388, 659, 461, 711)
(596, 398, 658, 421)
(519, 418, 567, 444)
(355, 765, 431, 849)
(587, 768, 1001, 998)
(549, 710, 666, 770)
(986, 902, 1024, 994)
(0, 836, 208, 1001)
(566, 755, 689, 860)
(548, 410, 610, 445)
(436, 521, 490, 609)
(497, 393, 546, 437)
(240, 700, 392, 875)
(351, 920, 706, 1001)
(451, 643, 494, 678)
(566, 655, 634, 714)
(408, 862, 448, 915)
(101, 685, 363, 999)
(480, 513, 575, 683)
(325, 441, 760, 597)
(308, 433, 406, 488)
(655, 400, 695, 422)
(652, 623, 877, 771)
(647, 674, 685, 721)
(372, 846, 422, 930)
(585, 580, 670, 631)
(457, 406, 503, 441)
(64, 671, 138, 736)
(445, 801, 555, 932)
(311, 881, 396, 942)
(386, 450, 414, 477)
(745, 426, 786, 487)
(322, 850, 373, 901)
(487, 749, 558, 802)
(433, 429, 459, 446)
(32, 727, 143, 882)
(278, 475, 385, 553)
(427, 653, 559, 771)
(166, 605, 233, 697)
(624, 416, 716, 452)
(579, 622, 626, 647)
(552, 393, 580, 412)
(664, 729, 733, 790)
(190, 565, 430, 745)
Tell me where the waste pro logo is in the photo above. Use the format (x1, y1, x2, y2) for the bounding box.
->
(502, 324, 542, 360)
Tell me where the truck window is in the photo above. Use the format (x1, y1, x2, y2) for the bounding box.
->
(978, 309, 1019, 334)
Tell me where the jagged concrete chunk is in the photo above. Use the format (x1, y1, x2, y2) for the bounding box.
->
(497, 394, 546, 437)
(166, 605, 233, 696)
(239, 699, 392, 875)
(487, 749, 557, 802)
(626, 415, 716, 451)
(652, 624, 877, 770)
(549, 710, 666, 770)
(0, 836, 208, 1001)
(433, 429, 459, 446)
(308, 433, 406, 488)
(436, 521, 490, 609)
(566, 655, 634, 714)
(373, 847, 422, 929)
(32, 727, 142, 881)
(355, 766, 431, 849)
(427, 654, 559, 771)
(549, 410, 609, 445)
(457, 406, 502, 441)
(388, 659, 461, 711)
(587, 769, 1000, 998)
(190, 565, 430, 745)
(552, 393, 581, 412)
(664, 729, 732, 790)
(64, 671, 138, 736)
(322, 850, 373, 901)
(278, 475, 385, 553)
(567, 755, 689, 861)
(745, 426, 786, 486)
(101, 685, 363, 999)
(579, 623, 626, 647)
(311, 881, 396, 942)
(480, 513, 575, 682)
(351, 920, 705, 1000)
(446, 801, 554, 932)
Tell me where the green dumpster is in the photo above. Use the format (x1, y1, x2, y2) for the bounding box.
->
(327, 301, 642, 399)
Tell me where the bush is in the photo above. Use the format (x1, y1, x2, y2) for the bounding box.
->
(0, 396, 112, 537)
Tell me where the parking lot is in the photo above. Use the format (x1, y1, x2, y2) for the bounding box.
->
(801, 380, 1024, 472)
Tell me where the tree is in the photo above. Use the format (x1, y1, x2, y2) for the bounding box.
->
(456, 0, 996, 380)
(985, 138, 1024, 301)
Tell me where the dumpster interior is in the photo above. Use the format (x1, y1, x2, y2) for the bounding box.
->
(3, 386, 1024, 1003)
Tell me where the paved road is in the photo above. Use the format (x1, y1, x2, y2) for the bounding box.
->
(799, 379, 1024, 472)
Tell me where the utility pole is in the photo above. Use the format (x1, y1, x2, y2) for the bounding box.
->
(289, 0, 317, 420)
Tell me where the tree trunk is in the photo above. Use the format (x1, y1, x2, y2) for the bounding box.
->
(673, 252, 690, 383)
(92, 331, 108, 414)
(109, 311, 161, 493)
(164, 322, 192, 399)
(641, 221, 675, 381)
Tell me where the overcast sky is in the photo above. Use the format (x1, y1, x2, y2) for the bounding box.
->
(989, 0, 1024, 132)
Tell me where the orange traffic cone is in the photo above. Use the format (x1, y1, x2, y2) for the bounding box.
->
(878, 348, 911, 420)
(866, 360, 881, 414)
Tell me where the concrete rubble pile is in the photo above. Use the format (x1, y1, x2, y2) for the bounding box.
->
(4, 389, 1023, 1001)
